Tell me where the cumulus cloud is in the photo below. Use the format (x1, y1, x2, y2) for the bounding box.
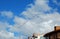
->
(0, 31, 14, 39)
(0, 22, 15, 39)
(0, 11, 13, 18)
(0, 21, 24, 39)
(0, 0, 60, 39)
(0, 21, 11, 31)
(0, 31, 21, 39)
(10, 0, 60, 36)
(11, 12, 60, 36)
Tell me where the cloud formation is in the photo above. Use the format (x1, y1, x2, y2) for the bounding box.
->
(10, 0, 60, 36)
(0, 11, 13, 18)
(0, 0, 60, 39)
(0, 21, 19, 39)
(0, 30, 22, 39)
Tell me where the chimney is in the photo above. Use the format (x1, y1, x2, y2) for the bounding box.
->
(54, 26, 60, 31)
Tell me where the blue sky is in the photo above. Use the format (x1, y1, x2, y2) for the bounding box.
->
(49, 0, 60, 12)
(0, 0, 35, 39)
(0, 0, 34, 24)
(0, 0, 34, 15)
(0, 0, 60, 39)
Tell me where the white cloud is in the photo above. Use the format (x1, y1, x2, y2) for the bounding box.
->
(0, 11, 26, 39)
(0, 21, 11, 31)
(9, 0, 60, 36)
(0, 22, 13, 39)
(0, 31, 14, 38)
(0, 11, 13, 18)
(0, 21, 24, 39)
(14, 16, 27, 26)
(0, 0, 60, 39)
(0, 31, 21, 39)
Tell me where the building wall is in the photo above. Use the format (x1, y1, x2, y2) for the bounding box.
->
(44, 26, 60, 39)
(55, 26, 60, 31)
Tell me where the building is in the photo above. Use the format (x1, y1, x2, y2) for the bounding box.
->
(44, 26, 60, 39)
(28, 33, 40, 39)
